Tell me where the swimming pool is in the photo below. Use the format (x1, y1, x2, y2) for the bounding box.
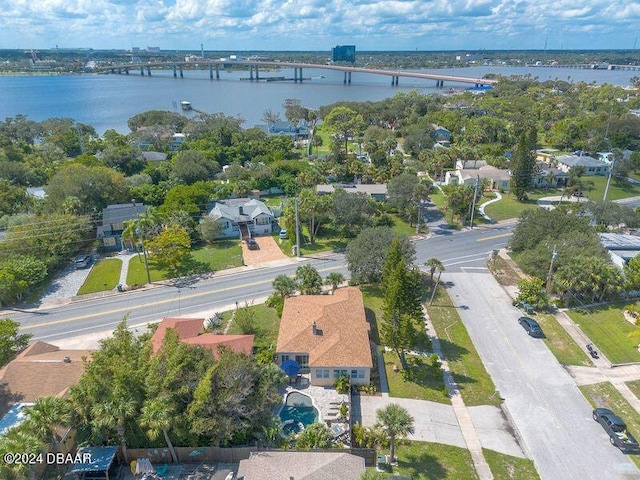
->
(279, 391, 319, 435)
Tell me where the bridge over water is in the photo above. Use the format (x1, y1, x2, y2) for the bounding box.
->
(98, 60, 497, 87)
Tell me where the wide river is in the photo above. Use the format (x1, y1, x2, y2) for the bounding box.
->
(1, 65, 635, 134)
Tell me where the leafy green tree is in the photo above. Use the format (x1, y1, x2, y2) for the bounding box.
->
(332, 189, 376, 237)
(515, 277, 549, 310)
(272, 274, 297, 298)
(140, 396, 179, 463)
(625, 255, 640, 292)
(198, 216, 224, 244)
(510, 126, 537, 201)
(127, 110, 188, 132)
(0, 424, 46, 480)
(442, 184, 475, 224)
(146, 225, 192, 276)
(171, 150, 220, 185)
(0, 181, 30, 217)
(23, 396, 69, 451)
(294, 422, 333, 449)
(323, 106, 366, 155)
(346, 227, 415, 284)
(375, 403, 415, 462)
(0, 255, 47, 305)
(100, 144, 145, 176)
(295, 264, 323, 295)
(0, 318, 32, 366)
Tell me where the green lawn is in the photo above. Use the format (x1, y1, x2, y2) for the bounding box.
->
(383, 351, 450, 404)
(77, 258, 122, 295)
(583, 176, 640, 202)
(626, 380, 640, 403)
(426, 285, 502, 406)
(278, 224, 347, 256)
(536, 313, 592, 367)
(361, 285, 385, 345)
(126, 256, 169, 285)
(568, 304, 640, 365)
(483, 192, 542, 222)
(580, 382, 640, 468)
(483, 449, 540, 480)
(191, 241, 243, 271)
(384, 440, 479, 480)
(226, 304, 281, 352)
(390, 215, 417, 236)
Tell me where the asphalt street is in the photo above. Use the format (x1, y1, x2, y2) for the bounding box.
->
(4, 220, 515, 342)
(445, 271, 640, 480)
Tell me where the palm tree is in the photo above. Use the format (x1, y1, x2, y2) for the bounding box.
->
(325, 272, 345, 292)
(140, 397, 179, 463)
(424, 258, 444, 282)
(23, 397, 68, 450)
(0, 426, 45, 480)
(92, 395, 136, 463)
(375, 403, 415, 462)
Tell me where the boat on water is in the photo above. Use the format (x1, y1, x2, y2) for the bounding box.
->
(180, 101, 192, 111)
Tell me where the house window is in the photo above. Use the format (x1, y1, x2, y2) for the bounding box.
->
(281, 355, 289, 362)
(255, 215, 270, 226)
(333, 369, 347, 378)
(316, 369, 329, 379)
(295, 355, 309, 368)
(358, 370, 365, 379)
(351, 370, 358, 379)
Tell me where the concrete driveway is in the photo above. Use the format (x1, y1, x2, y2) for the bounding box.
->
(241, 236, 289, 265)
(352, 395, 525, 458)
(444, 271, 640, 480)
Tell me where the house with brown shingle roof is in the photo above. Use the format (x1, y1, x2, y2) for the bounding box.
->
(276, 287, 373, 387)
(237, 451, 365, 480)
(151, 317, 254, 358)
(0, 341, 93, 418)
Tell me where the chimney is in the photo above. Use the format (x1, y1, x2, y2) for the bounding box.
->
(239, 206, 244, 215)
(312, 321, 317, 335)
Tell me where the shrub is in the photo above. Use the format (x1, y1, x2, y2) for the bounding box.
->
(335, 376, 350, 394)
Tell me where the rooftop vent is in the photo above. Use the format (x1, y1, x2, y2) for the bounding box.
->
(63, 356, 71, 363)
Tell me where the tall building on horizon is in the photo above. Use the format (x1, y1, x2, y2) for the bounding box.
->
(332, 45, 355, 63)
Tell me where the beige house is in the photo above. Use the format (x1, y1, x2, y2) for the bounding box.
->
(445, 165, 511, 191)
(276, 287, 373, 387)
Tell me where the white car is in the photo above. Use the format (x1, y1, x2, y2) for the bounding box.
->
(279, 228, 288, 240)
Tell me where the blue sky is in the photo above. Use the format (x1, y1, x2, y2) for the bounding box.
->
(2, 0, 639, 51)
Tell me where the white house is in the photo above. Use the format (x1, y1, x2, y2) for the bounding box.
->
(207, 198, 274, 239)
(445, 165, 511, 191)
(554, 155, 608, 175)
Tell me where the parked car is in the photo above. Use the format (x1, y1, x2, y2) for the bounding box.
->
(518, 316, 544, 338)
(75, 254, 93, 269)
(593, 408, 640, 452)
(279, 228, 288, 240)
(513, 300, 535, 314)
(246, 238, 259, 250)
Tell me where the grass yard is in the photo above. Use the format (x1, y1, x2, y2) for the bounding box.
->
(483, 193, 540, 222)
(126, 255, 169, 285)
(488, 255, 523, 287)
(427, 285, 502, 406)
(361, 285, 385, 344)
(536, 313, 592, 367)
(191, 241, 243, 271)
(390, 215, 417, 236)
(626, 380, 640, 403)
(583, 176, 640, 202)
(278, 224, 347, 257)
(77, 258, 122, 295)
(580, 382, 640, 468)
(227, 303, 281, 352)
(383, 351, 450, 404)
(387, 440, 479, 480)
(483, 449, 540, 480)
(568, 304, 640, 365)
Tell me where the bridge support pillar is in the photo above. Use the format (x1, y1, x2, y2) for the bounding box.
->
(140, 67, 145, 76)
(216, 64, 220, 79)
(179, 66, 183, 78)
(209, 65, 213, 79)
(391, 76, 398, 86)
(173, 65, 177, 78)
(344, 72, 347, 84)
(146, 67, 151, 76)
(250, 65, 254, 81)
(255, 66, 259, 81)
(299, 67, 303, 82)
(117, 68, 121, 74)
(294, 68, 297, 82)
(125, 68, 129, 75)
(348, 71, 351, 84)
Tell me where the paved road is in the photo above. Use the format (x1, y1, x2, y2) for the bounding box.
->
(3, 220, 515, 342)
(445, 271, 640, 480)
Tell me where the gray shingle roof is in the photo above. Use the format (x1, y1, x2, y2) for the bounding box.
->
(209, 198, 273, 222)
(555, 155, 606, 169)
(237, 451, 365, 480)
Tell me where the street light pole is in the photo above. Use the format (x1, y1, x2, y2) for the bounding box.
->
(294, 196, 301, 258)
(470, 175, 480, 229)
(132, 199, 151, 285)
(545, 245, 558, 295)
(603, 158, 615, 202)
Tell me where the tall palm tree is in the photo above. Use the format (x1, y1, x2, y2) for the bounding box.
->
(424, 258, 444, 283)
(0, 425, 45, 480)
(140, 397, 179, 463)
(325, 272, 345, 292)
(375, 403, 415, 462)
(92, 395, 136, 463)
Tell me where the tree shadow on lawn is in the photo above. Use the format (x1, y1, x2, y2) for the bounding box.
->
(436, 338, 470, 363)
(397, 445, 448, 480)
(365, 307, 381, 345)
(400, 356, 446, 392)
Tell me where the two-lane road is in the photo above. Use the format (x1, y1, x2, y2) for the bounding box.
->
(5, 221, 515, 342)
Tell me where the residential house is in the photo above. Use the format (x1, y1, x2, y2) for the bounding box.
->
(554, 154, 608, 175)
(316, 183, 388, 201)
(170, 133, 186, 151)
(0, 341, 93, 433)
(455, 160, 487, 170)
(140, 151, 168, 163)
(96, 203, 147, 250)
(445, 165, 511, 191)
(237, 451, 365, 480)
(276, 287, 373, 387)
(431, 124, 451, 146)
(207, 198, 275, 239)
(258, 121, 309, 140)
(151, 317, 254, 358)
(535, 149, 560, 163)
(532, 162, 569, 188)
(598, 233, 640, 268)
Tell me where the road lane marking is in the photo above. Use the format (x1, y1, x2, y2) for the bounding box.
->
(477, 232, 513, 242)
(21, 264, 346, 331)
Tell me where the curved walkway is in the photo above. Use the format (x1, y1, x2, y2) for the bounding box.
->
(536, 195, 580, 210)
(478, 192, 502, 222)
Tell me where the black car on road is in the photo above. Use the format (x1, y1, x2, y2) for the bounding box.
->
(518, 316, 544, 338)
(593, 408, 640, 452)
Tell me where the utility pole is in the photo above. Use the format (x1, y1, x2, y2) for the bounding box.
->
(603, 157, 615, 202)
(132, 199, 151, 285)
(295, 196, 301, 258)
(545, 245, 558, 295)
(469, 175, 480, 229)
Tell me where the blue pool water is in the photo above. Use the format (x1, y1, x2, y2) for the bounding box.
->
(279, 391, 319, 435)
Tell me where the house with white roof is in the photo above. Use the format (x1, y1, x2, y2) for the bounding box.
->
(554, 154, 608, 175)
(207, 198, 274, 239)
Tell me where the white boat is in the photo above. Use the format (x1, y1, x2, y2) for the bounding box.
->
(180, 101, 192, 111)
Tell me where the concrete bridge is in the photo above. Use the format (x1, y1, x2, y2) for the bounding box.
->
(528, 63, 640, 71)
(97, 60, 498, 87)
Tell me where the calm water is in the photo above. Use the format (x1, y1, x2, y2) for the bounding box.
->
(0, 66, 635, 134)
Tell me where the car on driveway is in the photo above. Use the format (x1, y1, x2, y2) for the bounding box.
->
(279, 228, 288, 240)
(75, 254, 93, 269)
(518, 316, 544, 338)
(593, 408, 640, 452)
(246, 238, 259, 250)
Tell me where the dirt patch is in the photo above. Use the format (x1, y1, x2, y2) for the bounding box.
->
(241, 236, 289, 265)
